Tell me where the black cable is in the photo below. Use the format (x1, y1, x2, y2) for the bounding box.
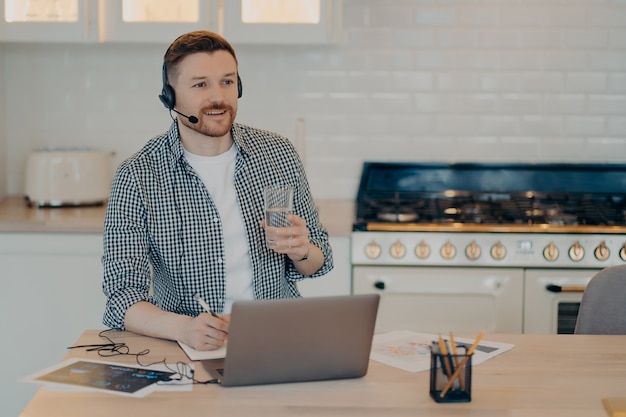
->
(67, 329, 219, 385)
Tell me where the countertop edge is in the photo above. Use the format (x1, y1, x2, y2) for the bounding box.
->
(0, 196, 354, 237)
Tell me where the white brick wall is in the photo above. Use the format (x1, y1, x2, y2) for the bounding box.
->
(2, 0, 626, 200)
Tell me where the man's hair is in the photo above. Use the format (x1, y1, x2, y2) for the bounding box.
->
(163, 30, 238, 84)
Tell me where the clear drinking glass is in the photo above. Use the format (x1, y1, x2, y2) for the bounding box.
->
(264, 184, 294, 248)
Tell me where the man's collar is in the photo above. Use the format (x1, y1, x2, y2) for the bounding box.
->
(166, 121, 185, 169)
(230, 123, 251, 156)
(166, 121, 250, 169)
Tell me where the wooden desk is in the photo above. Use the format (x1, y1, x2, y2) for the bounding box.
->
(19, 330, 626, 417)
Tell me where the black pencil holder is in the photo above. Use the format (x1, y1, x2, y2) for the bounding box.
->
(429, 350, 472, 403)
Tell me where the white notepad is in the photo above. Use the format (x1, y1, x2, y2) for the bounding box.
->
(177, 341, 227, 361)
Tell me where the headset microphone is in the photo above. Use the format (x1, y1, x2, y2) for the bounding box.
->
(170, 108, 199, 124)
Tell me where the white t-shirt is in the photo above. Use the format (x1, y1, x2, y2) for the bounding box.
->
(183, 143, 254, 313)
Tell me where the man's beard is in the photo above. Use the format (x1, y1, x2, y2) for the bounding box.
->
(181, 105, 236, 138)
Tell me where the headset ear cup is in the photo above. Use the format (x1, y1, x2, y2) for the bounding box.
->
(237, 75, 243, 99)
(159, 84, 176, 109)
(159, 62, 176, 109)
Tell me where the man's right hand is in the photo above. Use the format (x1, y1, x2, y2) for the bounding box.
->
(124, 301, 230, 351)
(181, 313, 230, 351)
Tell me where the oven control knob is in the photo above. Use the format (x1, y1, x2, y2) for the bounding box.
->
(594, 241, 610, 261)
(415, 240, 431, 259)
(465, 240, 481, 260)
(365, 240, 382, 260)
(440, 241, 456, 260)
(543, 242, 559, 262)
(620, 244, 626, 262)
(568, 241, 585, 262)
(390, 240, 406, 259)
(490, 241, 507, 260)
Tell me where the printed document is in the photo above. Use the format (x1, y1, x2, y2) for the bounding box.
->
(370, 330, 514, 373)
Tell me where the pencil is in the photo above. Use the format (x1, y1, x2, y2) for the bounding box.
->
(438, 335, 453, 379)
(194, 293, 219, 318)
(439, 331, 484, 398)
(449, 332, 465, 390)
(449, 332, 459, 357)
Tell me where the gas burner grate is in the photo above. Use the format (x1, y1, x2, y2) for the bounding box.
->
(354, 162, 626, 230)
(356, 192, 626, 227)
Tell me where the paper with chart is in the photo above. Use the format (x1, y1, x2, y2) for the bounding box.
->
(370, 330, 515, 373)
(22, 358, 192, 397)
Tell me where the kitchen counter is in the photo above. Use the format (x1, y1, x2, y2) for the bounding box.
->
(0, 195, 108, 233)
(0, 196, 354, 236)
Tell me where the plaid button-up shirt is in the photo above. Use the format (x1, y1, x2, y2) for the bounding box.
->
(102, 121, 333, 330)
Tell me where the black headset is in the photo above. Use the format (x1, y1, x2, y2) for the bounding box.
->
(158, 62, 243, 110)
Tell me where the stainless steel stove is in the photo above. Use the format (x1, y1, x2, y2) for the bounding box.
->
(351, 162, 626, 334)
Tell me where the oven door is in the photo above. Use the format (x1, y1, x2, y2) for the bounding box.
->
(523, 269, 597, 334)
(352, 266, 524, 334)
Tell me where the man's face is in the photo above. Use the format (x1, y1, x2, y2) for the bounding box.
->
(172, 50, 239, 138)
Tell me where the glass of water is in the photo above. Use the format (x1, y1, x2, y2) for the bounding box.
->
(264, 184, 294, 248)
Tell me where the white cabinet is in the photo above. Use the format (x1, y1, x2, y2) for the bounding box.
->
(0, 0, 216, 43)
(220, 0, 341, 44)
(98, 0, 216, 43)
(0, 0, 97, 43)
(1, 0, 341, 43)
(297, 236, 351, 297)
(0, 233, 105, 417)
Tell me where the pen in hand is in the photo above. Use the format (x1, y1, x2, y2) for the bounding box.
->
(194, 293, 219, 318)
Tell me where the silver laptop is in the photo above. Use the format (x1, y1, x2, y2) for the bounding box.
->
(201, 294, 380, 387)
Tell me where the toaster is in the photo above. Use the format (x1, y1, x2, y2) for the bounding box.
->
(25, 148, 112, 207)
